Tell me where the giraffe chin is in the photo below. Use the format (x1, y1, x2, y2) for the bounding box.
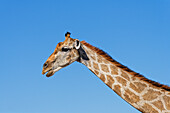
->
(46, 67, 62, 77)
(46, 70, 54, 77)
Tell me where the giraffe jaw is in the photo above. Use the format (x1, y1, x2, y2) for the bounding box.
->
(44, 67, 62, 77)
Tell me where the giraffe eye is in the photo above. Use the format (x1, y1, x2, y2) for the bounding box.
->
(62, 47, 71, 52)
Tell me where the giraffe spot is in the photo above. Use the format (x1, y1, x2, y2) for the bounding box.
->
(103, 59, 109, 64)
(91, 55, 96, 61)
(100, 74, 105, 83)
(152, 100, 165, 111)
(163, 95, 170, 110)
(114, 85, 121, 96)
(93, 62, 99, 70)
(101, 64, 109, 73)
(110, 65, 118, 75)
(130, 82, 147, 93)
(71, 50, 78, 58)
(131, 76, 137, 81)
(124, 89, 140, 103)
(97, 55, 102, 63)
(121, 70, 130, 81)
(142, 103, 159, 113)
(66, 55, 71, 60)
(143, 89, 161, 101)
(106, 75, 115, 89)
(88, 61, 91, 68)
(94, 70, 99, 75)
(116, 76, 127, 86)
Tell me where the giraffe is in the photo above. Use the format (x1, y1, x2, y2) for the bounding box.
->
(42, 32, 170, 113)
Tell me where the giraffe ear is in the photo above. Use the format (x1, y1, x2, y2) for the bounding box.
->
(75, 40, 81, 49)
(78, 46, 89, 60)
(74, 40, 89, 60)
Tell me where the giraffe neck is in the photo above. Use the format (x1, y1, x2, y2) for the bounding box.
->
(79, 41, 170, 113)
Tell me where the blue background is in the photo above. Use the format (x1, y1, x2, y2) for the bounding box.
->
(0, 0, 170, 113)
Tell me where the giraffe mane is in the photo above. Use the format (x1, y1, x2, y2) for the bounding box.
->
(81, 41, 170, 91)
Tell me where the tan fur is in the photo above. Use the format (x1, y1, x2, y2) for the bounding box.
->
(42, 33, 170, 113)
(81, 41, 170, 91)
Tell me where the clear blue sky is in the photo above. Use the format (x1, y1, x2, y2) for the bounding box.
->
(0, 0, 170, 113)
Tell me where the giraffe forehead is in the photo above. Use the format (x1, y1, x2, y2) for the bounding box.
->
(53, 38, 76, 55)
(63, 37, 75, 46)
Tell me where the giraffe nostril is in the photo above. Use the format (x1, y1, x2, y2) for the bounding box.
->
(43, 63, 48, 68)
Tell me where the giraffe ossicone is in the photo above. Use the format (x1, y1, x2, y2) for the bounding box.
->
(42, 32, 170, 113)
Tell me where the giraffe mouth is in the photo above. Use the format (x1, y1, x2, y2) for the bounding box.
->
(46, 69, 54, 77)
(42, 68, 54, 77)
(45, 67, 62, 77)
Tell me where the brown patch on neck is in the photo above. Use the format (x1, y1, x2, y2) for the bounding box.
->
(81, 41, 170, 91)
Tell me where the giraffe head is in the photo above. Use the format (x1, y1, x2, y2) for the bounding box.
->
(42, 32, 89, 77)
